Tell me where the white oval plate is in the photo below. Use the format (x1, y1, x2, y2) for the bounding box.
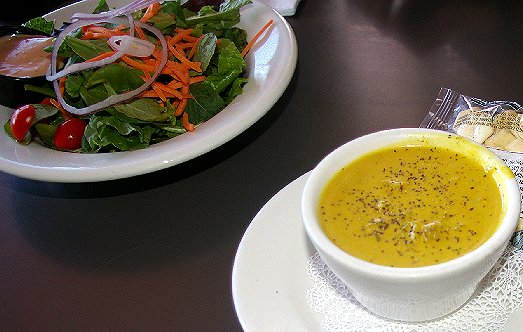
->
(232, 172, 523, 331)
(0, 0, 297, 182)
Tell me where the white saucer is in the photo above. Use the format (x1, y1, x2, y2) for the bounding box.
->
(232, 172, 523, 331)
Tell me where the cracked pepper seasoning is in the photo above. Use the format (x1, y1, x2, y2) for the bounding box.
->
(318, 141, 504, 267)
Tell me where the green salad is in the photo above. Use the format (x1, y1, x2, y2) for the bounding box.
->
(4, 0, 267, 153)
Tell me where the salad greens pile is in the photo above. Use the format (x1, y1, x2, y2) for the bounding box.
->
(6, 0, 253, 152)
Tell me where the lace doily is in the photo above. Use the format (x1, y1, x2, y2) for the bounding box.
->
(306, 245, 523, 332)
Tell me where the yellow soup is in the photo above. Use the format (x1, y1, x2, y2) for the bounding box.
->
(318, 143, 504, 267)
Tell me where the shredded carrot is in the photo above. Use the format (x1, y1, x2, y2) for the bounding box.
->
(183, 35, 199, 43)
(82, 32, 120, 40)
(135, 24, 147, 40)
(86, 26, 126, 36)
(49, 96, 73, 120)
(113, 24, 127, 31)
(153, 82, 184, 99)
(167, 80, 184, 90)
(151, 49, 164, 60)
(181, 84, 190, 97)
(166, 75, 205, 91)
(85, 51, 117, 63)
(166, 61, 189, 85)
(182, 112, 195, 131)
(140, 2, 161, 23)
(178, 42, 195, 50)
(143, 58, 157, 66)
(140, 90, 182, 99)
(189, 75, 206, 84)
(81, 25, 129, 40)
(161, 66, 175, 76)
(58, 77, 66, 97)
(139, 91, 159, 98)
(175, 98, 188, 116)
(142, 70, 152, 81)
(121, 55, 156, 73)
(167, 42, 202, 72)
(169, 29, 195, 44)
(80, 31, 95, 40)
(241, 19, 274, 57)
(151, 83, 167, 102)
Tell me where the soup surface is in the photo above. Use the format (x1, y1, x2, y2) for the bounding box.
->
(0, 33, 54, 78)
(318, 143, 504, 267)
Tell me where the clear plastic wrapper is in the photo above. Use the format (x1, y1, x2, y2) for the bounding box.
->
(420, 87, 523, 248)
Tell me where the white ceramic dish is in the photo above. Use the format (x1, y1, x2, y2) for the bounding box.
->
(0, 0, 297, 182)
(301, 128, 521, 322)
(232, 172, 523, 331)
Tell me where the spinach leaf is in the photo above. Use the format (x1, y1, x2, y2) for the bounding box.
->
(24, 83, 56, 98)
(225, 77, 247, 104)
(84, 63, 144, 93)
(185, 82, 226, 124)
(33, 104, 60, 120)
(185, 0, 252, 32)
(114, 98, 171, 122)
(65, 74, 86, 98)
(147, 12, 177, 32)
(162, 0, 187, 27)
(33, 123, 57, 148)
(192, 33, 217, 71)
(223, 27, 247, 51)
(184, 37, 246, 124)
(80, 83, 110, 106)
(64, 36, 112, 60)
(92, 0, 110, 14)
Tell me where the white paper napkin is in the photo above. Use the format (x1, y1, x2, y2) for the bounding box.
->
(262, 0, 301, 16)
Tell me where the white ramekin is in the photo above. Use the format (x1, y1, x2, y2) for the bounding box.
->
(301, 128, 521, 322)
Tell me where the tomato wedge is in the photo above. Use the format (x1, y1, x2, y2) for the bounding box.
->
(53, 118, 87, 150)
(10, 104, 36, 142)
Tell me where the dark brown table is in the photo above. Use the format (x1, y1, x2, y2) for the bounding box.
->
(2, 0, 523, 330)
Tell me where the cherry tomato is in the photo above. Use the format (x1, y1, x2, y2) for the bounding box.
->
(53, 118, 87, 151)
(39, 97, 54, 106)
(10, 104, 36, 141)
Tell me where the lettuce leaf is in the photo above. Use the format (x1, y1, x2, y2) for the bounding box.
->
(185, 0, 252, 33)
(82, 109, 185, 152)
(22, 17, 55, 36)
(204, 38, 245, 93)
(82, 111, 156, 152)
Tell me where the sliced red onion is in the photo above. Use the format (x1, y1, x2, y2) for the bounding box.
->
(48, 34, 154, 81)
(70, 0, 159, 22)
(46, 19, 90, 81)
(47, 51, 125, 81)
(53, 20, 168, 116)
(125, 14, 136, 36)
(109, 35, 155, 57)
